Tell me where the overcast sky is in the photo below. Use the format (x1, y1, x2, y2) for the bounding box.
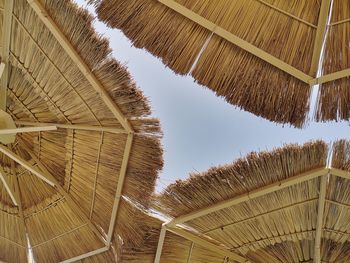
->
(77, 1, 350, 192)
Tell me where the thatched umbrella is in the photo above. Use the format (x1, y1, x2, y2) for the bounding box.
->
(0, 0, 162, 262)
(89, 0, 350, 128)
(127, 140, 350, 263)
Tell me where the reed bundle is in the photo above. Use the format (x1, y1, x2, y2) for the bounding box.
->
(90, 0, 323, 127)
(316, 0, 350, 122)
(143, 140, 350, 262)
(0, 0, 163, 261)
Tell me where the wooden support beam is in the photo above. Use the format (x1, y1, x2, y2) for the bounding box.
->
(0, 63, 5, 79)
(167, 168, 328, 226)
(154, 224, 167, 263)
(314, 174, 328, 263)
(167, 227, 248, 263)
(0, 0, 14, 111)
(15, 121, 127, 134)
(22, 145, 106, 246)
(310, 0, 332, 76)
(330, 168, 350, 180)
(0, 167, 18, 206)
(0, 145, 56, 187)
(0, 126, 57, 135)
(26, 0, 133, 132)
(60, 246, 109, 263)
(156, 0, 313, 84)
(106, 133, 133, 244)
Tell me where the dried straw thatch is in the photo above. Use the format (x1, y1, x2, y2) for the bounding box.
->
(0, 0, 163, 262)
(90, 0, 350, 127)
(128, 140, 350, 263)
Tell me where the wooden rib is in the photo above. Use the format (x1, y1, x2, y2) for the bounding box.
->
(59, 246, 109, 263)
(0, 126, 57, 135)
(255, 0, 317, 28)
(330, 168, 350, 180)
(27, 0, 133, 132)
(0, 0, 14, 111)
(314, 174, 328, 263)
(31, 223, 88, 248)
(156, 0, 313, 84)
(235, 229, 315, 250)
(310, 0, 332, 76)
(10, 54, 71, 123)
(0, 167, 18, 206)
(65, 130, 74, 193)
(10, 12, 102, 125)
(15, 121, 127, 134)
(22, 145, 106, 246)
(154, 224, 167, 263)
(106, 133, 133, 244)
(167, 168, 328, 226)
(11, 157, 30, 260)
(0, 145, 56, 187)
(186, 242, 194, 263)
(167, 227, 248, 263)
(330, 18, 350, 26)
(313, 68, 350, 85)
(89, 132, 104, 219)
(203, 198, 318, 234)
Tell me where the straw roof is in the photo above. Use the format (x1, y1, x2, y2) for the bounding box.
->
(123, 140, 350, 263)
(0, 0, 163, 262)
(89, 0, 350, 127)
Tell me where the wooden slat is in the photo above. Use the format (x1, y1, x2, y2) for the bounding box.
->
(0, 167, 18, 206)
(22, 145, 106, 246)
(0, 63, 5, 79)
(0, 145, 56, 187)
(154, 224, 167, 263)
(310, 0, 332, 76)
(314, 174, 328, 263)
(167, 227, 248, 263)
(106, 133, 133, 244)
(330, 168, 350, 180)
(0, 126, 57, 135)
(26, 0, 133, 132)
(15, 121, 127, 134)
(156, 0, 313, 84)
(0, 0, 14, 110)
(167, 168, 328, 226)
(59, 246, 109, 263)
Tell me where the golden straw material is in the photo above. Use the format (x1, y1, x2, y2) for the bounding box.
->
(149, 140, 350, 262)
(0, 0, 163, 262)
(89, 0, 328, 127)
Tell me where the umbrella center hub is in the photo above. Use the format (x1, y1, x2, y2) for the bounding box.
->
(0, 110, 16, 145)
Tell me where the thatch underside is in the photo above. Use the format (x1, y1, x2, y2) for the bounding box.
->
(0, 0, 163, 262)
(90, 0, 350, 127)
(124, 140, 350, 263)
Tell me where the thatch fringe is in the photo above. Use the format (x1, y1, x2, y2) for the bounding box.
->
(90, 0, 321, 127)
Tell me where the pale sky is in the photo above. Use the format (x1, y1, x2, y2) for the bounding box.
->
(77, 1, 350, 192)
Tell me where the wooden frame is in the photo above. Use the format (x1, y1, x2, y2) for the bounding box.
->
(27, 0, 134, 133)
(0, 126, 57, 135)
(314, 174, 328, 263)
(167, 167, 328, 226)
(0, 0, 14, 111)
(0, 167, 18, 206)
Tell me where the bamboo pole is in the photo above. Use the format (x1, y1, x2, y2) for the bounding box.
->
(167, 168, 328, 226)
(310, 0, 332, 76)
(106, 133, 133, 245)
(0, 167, 18, 206)
(156, 0, 313, 84)
(0, 0, 14, 111)
(0, 126, 57, 135)
(314, 174, 328, 263)
(0, 145, 56, 187)
(26, 0, 133, 133)
(15, 121, 127, 134)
